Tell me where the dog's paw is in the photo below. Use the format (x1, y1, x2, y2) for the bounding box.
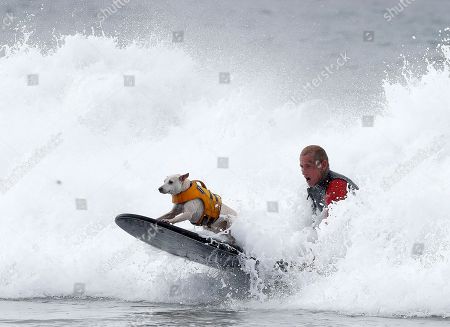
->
(159, 219, 171, 224)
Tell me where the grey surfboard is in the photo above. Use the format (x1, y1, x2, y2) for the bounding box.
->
(115, 213, 244, 269)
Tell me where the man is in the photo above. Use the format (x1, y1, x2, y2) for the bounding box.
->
(300, 145, 358, 220)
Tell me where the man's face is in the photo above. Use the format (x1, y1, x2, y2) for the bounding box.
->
(300, 154, 327, 187)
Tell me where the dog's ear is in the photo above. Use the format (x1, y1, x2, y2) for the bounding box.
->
(179, 173, 189, 182)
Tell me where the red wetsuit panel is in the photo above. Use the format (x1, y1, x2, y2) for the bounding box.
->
(325, 179, 348, 206)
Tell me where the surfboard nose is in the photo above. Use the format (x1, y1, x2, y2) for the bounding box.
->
(114, 213, 246, 270)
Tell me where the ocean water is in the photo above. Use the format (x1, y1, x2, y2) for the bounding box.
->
(2, 298, 450, 326)
(1, 0, 450, 325)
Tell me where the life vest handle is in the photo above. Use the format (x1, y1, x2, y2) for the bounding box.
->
(191, 180, 207, 189)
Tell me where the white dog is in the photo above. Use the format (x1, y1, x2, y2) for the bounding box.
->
(157, 173, 237, 233)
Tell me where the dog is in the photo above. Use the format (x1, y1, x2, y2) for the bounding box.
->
(156, 173, 237, 233)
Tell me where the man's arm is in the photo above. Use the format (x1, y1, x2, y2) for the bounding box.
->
(325, 179, 348, 206)
(319, 179, 348, 225)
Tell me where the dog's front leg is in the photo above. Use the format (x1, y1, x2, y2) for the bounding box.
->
(156, 212, 175, 221)
(167, 211, 193, 224)
(157, 204, 183, 221)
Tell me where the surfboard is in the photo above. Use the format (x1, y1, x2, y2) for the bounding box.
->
(115, 213, 245, 269)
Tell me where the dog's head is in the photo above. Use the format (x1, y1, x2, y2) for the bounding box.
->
(158, 173, 190, 195)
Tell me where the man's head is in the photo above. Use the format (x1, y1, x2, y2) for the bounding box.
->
(299, 145, 329, 187)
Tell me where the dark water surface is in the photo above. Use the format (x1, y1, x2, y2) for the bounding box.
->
(1, 298, 450, 327)
(2, 0, 450, 109)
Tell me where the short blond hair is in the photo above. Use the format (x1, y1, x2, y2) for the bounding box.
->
(300, 145, 328, 163)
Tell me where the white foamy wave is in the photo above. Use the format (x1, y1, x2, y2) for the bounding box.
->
(0, 35, 449, 317)
(278, 46, 450, 317)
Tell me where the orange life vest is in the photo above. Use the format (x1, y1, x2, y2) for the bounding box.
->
(172, 180, 222, 226)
